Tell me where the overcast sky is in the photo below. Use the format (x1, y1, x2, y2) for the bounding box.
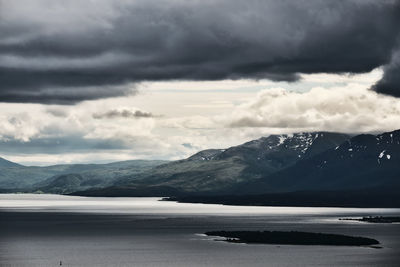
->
(1, 0, 400, 165)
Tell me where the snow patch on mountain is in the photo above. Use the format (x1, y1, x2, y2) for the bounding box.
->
(278, 135, 287, 145)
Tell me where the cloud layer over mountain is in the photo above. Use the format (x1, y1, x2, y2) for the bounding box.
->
(1, 0, 400, 103)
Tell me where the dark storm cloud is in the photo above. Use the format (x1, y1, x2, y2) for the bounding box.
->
(93, 108, 155, 119)
(1, 0, 400, 104)
(372, 50, 400, 97)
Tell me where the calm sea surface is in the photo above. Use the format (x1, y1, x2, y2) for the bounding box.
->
(1, 194, 399, 267)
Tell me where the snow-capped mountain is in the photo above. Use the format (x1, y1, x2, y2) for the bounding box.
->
(216, 131, 349, 161)
(240, 130, 400, 194)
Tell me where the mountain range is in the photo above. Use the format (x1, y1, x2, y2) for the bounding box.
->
(1, 129, 399, 206)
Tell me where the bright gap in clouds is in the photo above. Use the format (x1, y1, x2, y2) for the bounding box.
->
(2, 68, 400, 166)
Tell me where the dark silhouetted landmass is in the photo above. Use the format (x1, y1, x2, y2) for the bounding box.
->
(70, 186, 184, 197)
(205, 231, 380, 246)
(166, 188, 400, 208)
(340, 216, 400, 223)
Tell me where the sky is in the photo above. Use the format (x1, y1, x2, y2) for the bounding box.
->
(1, 0, 400, 165)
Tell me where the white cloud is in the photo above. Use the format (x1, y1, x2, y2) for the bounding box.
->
(228, 84, 400, 133)
(0, 113, 40, 142)
(300, 68, 383, 85)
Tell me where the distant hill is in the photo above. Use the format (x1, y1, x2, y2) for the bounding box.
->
(34, 160, 168, 194)
(0, 159, 167, 192)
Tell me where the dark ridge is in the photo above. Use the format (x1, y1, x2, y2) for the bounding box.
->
(339, 216, 400, 223)
(205, 231, 380, 246)
(166, 188, 400, 208)
(69, 185, 185, 197)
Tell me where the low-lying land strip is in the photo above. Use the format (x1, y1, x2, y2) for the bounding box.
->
(205, 231, 380, 246)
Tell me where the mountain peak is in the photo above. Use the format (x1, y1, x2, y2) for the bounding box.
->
(187, 149, 225, 161)
(234, 131, 350, 159)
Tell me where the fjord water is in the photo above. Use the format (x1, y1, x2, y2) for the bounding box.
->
(1, 194, 399, 267)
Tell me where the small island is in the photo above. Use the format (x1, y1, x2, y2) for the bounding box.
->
(205, 231, 379, 246)
(339, 216, 400, 223)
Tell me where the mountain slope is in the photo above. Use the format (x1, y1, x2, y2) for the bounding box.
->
(239, 130, 400, 194)
(0, 157, 22, 168)
(111, 132, 349, 193)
